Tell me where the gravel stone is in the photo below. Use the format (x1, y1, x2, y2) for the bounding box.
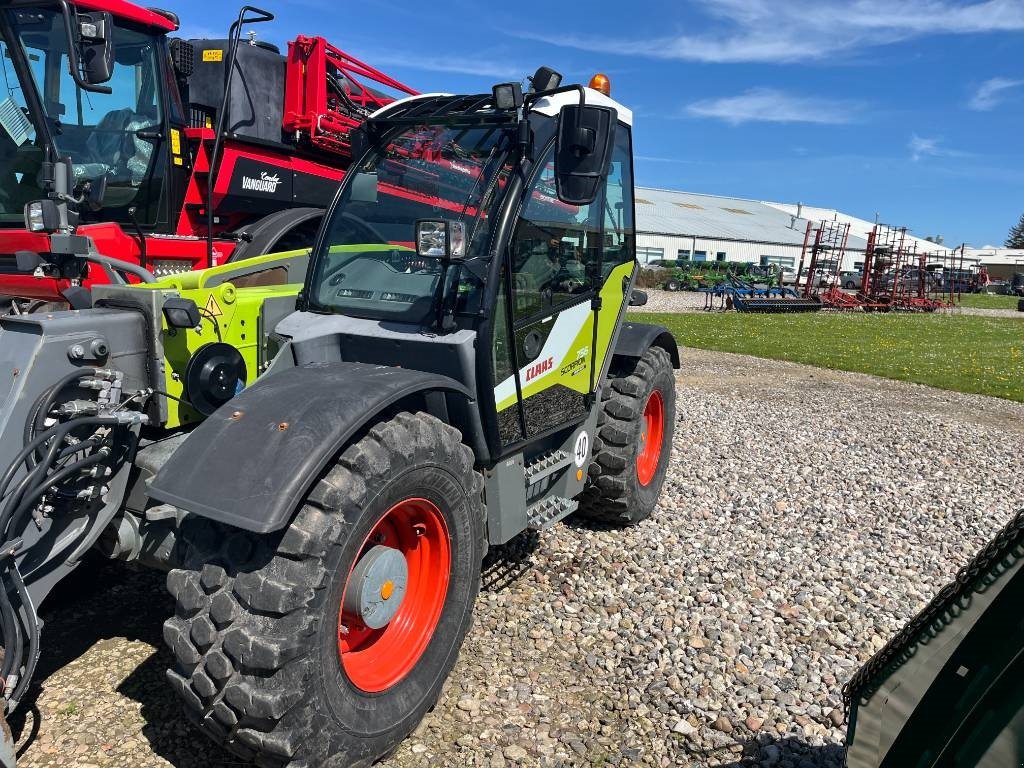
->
(12, 348, 1024, 768)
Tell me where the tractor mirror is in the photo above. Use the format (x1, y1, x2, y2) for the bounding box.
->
(555, 104, 617, 206)
(628, 289, 648, 307)
(416, 220, 466, 260)
(77, 12, 115, 86)
(349, 171, 378, 203)
(163, 297, 201, 329)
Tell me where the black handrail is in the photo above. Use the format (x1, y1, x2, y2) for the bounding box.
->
(205, 5, 274, 266)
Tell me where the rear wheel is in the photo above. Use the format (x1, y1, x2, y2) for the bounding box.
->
(577, 346, 675, 525)
(165, 411, 484, 767)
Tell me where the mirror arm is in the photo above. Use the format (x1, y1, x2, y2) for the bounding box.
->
(56, 0, 112, 95)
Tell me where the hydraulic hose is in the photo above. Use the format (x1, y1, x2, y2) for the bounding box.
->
(1, 416, 116, 502)
(23, 368, 97, 468)
(1, 453, 106, 553)
(6, 566, 36, 708)
(0, 580, 20, 684)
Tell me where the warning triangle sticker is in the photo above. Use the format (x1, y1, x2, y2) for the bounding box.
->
(204, 294, 223, 317)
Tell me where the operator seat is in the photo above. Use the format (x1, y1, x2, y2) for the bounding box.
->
(73, 108, 154, 192)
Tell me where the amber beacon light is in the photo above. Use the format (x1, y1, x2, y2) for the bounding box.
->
(589, 73, 611, 96)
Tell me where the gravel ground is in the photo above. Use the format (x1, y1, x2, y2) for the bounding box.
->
(630, 290, 706, 313)
(14, 349, 1024, 768)
(631, 288, 1024, 317)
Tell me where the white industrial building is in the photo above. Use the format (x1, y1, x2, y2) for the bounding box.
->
(633, 186, 951, 273)
(962, 247, 1024, 280)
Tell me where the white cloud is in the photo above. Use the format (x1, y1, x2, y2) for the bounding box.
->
(635, 155, 696, 163)
(968, 77, 1024, 110)
(513, 0, 1024, 64)
(686, 88, 859, 125)
(908, 133, 970, 161)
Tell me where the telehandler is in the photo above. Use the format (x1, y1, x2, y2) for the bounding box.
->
(0, 69, 678, 766)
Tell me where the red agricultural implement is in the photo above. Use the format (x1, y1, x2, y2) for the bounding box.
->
(0, 1, 416, 310)
(799, 220, 967, 312)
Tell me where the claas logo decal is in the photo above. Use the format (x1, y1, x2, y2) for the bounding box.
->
(525, 357, 554, 382)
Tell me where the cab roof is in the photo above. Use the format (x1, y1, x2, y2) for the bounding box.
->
(70, 0, 178, 32)
(531, 88, 632, 127)
(370, 87, 633, 127)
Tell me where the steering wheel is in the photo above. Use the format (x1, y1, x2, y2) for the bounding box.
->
(333, 212, 388, 245)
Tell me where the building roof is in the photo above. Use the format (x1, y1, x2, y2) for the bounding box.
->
(762, 201, 951, 254)
(635, 186, 870, 251)
(963, 248, 1024, 266)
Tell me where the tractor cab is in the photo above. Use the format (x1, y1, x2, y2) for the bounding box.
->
(299, 75, 640, 454)
(0, 2, 177, 229)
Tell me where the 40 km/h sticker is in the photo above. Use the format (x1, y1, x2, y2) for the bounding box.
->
(574, 431, 590, 467)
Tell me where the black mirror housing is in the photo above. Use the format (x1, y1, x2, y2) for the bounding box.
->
(163, 297, 201, 329)
(78, 11, 115, 85)
(555, 104, 617, 206)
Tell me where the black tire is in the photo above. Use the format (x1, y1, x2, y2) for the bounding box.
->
(665, 280, 680, 292)
(576, 346, 675, 525)
(165, 411, 485, 767)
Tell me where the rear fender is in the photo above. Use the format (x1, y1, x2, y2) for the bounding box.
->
(613, 322, 680, 368)
(148, 363, 475, 533)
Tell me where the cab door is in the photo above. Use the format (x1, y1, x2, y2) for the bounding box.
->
(488, 128, 636, 450)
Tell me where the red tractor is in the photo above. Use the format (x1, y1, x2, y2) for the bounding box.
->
(0, 0, 415, 311)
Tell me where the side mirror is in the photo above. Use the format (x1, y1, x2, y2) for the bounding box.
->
(77, 11, 115, 85)
(628, 289, 648, 307)
(163, 297, 201, 329)
(86, 175, 107, 211)
(555, 104, 617, 206)
(416, 220, 466, 260)
(349, 171, 378, 203)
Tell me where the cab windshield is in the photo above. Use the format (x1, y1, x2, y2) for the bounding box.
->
(0, 7, 163, 225)
(307, 123, 514, 323)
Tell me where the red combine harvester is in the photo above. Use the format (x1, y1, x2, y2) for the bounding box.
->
(0, 0, 416, 311)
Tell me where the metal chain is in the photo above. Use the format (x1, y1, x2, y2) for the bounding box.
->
(842, 507, 1024, 707)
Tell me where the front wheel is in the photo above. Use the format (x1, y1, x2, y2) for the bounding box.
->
(165, 411, 484, 767)
(576, 346, 676, 525)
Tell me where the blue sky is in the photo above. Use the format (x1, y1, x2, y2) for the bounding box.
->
(172, 0, 1023, 247)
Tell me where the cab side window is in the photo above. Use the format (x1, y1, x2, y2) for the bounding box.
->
(602, 129, 635, 278)
(508, 144, 602, 319)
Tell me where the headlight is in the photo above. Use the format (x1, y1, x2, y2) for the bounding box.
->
(25, 201, 45, 232)
(23, 200, 59, 233)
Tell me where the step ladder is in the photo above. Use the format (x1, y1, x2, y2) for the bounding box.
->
(524, 449, 573, 486)
(527, 495, 578, 530)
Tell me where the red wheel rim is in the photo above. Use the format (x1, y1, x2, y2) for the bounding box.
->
(338, 498, 450, 693)
(636, 389, 665, 486)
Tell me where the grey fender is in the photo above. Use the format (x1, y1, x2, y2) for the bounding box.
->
(614, 322, 680, 368)
(148, 362, 473, 533)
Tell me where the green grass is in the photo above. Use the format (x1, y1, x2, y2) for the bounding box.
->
(634, 311, 1024, 402)
(956, 293, 1022, 310)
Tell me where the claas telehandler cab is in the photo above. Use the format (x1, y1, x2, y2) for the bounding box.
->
(0, 70, 678, 766)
